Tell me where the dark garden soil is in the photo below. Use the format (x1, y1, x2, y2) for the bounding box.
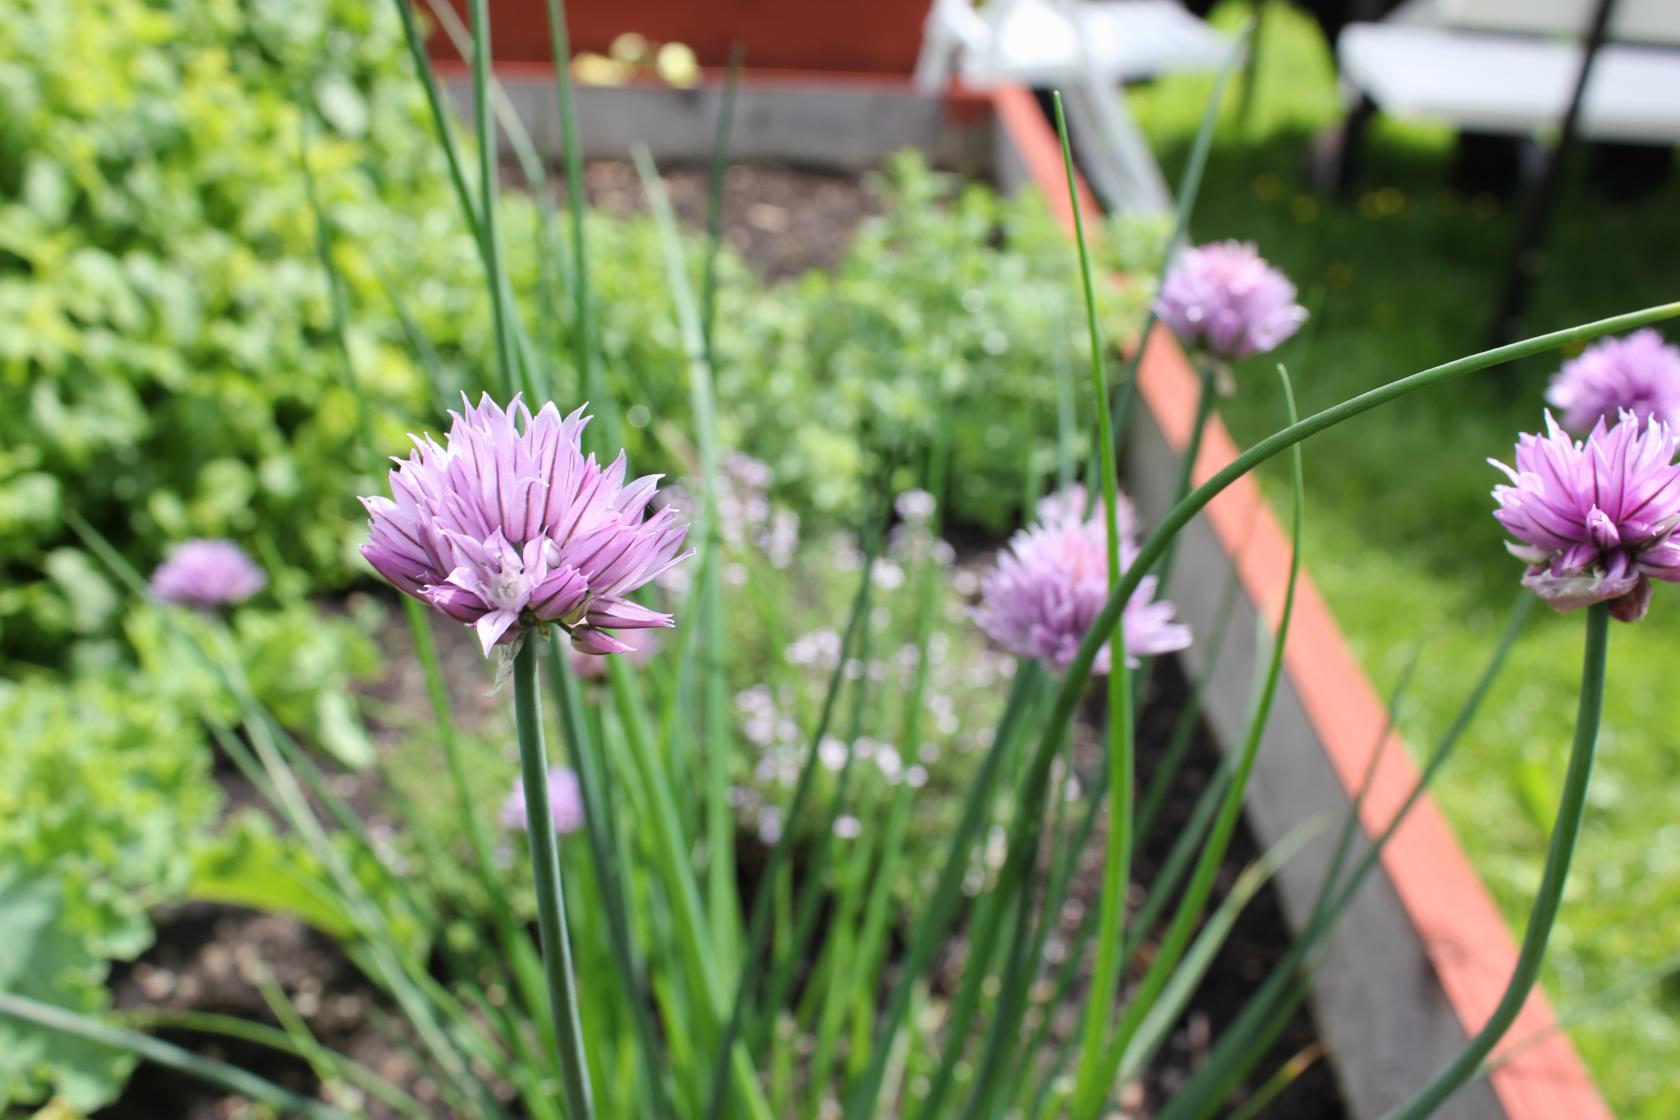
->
(577, 160, 884, 282)
(98, 164, 1343, 1119)
(102, 904, 459, 1120)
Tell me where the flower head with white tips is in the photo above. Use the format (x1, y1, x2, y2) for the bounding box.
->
(975, 485, 1189, 672)
(1156, 240, 1307, 364)
(360, 393, 691, 656)
(1492, 410, 1680, 622)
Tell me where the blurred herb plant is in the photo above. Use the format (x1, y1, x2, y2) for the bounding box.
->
(3, 3, 1676, 1120)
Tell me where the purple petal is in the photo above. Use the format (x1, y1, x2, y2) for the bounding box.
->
(569, 626, 635, 656)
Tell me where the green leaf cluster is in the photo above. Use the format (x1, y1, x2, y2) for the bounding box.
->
(0, 675, 220, 1111)
(0, 0, 1157, 668)
(127, 599, 383, 770)
(0, 0, 487, 661)
(744, 154, 1148, 527)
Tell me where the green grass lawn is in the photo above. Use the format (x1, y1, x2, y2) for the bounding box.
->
(1130, 4, 1680, 1114)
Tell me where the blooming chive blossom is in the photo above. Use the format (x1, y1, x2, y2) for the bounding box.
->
(150, 539, 266, 608)
(1491, 412, 1680, 622)
(1545, 329, 1680, 434)
(360, 394, 691, 657)
(976, 487, 1190, 672)
(500, 767, 585, 834)
(1156, 241, 1307, 363)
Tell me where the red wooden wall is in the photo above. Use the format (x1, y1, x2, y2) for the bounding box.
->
(423, 0, 930, 73)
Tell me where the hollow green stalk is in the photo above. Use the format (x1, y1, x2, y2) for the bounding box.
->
(1157, 356, 1220, 588)
(541, 0, 606, 431)
(403, 599, 555, 1052)
(604, 657, 775, 1120)
(512, 639, 595, 1120)
(392, 0, 480, 239)
(839, 666, 1044, 1119)
(1074, 364, 1306, 1119)
(468, 0, 517, 399)
(547, 645, 673, 1118)
(630, 143, 740, 970)
(697, 518, 880, 1120)
(1000, 559, 1250, 1113)
(1052, 89, 1135, 1110)
(1384, 601, 1610, 1120)
(701, 48, 744, 343)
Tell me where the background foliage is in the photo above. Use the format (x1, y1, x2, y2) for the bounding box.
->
(0, 676, 218, 1109)
(0, 0, 474, 661)
(1134, 5, 1680, 1113)
(0, 0, 1154, 1111)
(0, 0, 1147, 668)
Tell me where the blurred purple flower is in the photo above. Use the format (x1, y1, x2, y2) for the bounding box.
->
(1033, 484, 1136, 540)
(1492, 411, 1680, 622)
(975, 486, 1190, 673)
(150, 539, 266, 608)
(360, 393, 691, 657)
(1156, 241, 1307, 363)
(500, 767, 585, 834)
(1545, 329, 1680, 434)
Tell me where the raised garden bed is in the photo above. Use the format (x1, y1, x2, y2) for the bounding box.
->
(95, 150, 1338, 1118)
(994, 80, 1611, 1120)
(424, 67, 1608, 1120)
(87, 66, 1608, 1120)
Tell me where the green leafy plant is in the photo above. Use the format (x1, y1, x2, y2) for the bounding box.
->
(777, 153, 1151, 527)
(4, 3, 1671, 1119)
(0, 0, 487, 661)
(0, 674, 219, 1110)
(128, 600, 383, 769)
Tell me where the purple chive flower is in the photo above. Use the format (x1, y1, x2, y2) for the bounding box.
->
(500, 767, 585, 834)
(360, 394, 691, 657)
(1156, 241, 1307, 363)
(976, 486, 1190, 672)
(1491, 412, 1680, 622)
(1545, 329, 1680, 435)
(149, 539, 266, 608)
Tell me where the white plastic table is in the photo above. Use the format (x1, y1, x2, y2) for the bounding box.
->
(1330, 1, 1680, 342)
(1339, 21, 1680, 144)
